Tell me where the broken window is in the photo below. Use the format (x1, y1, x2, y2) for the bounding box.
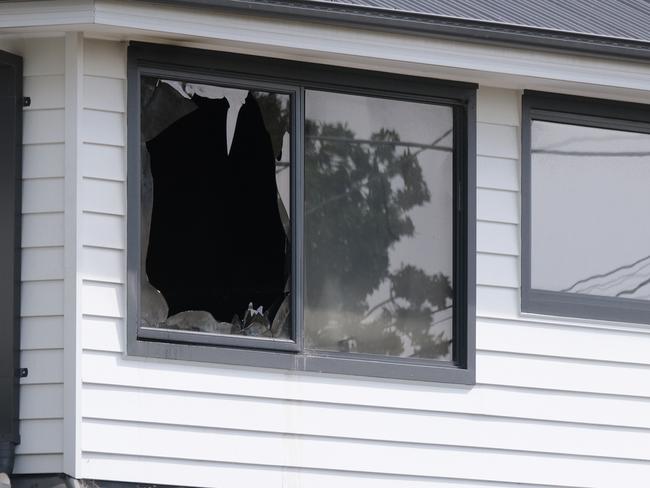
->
(139, 77, 292, 340)
(128, 42, 476, 383)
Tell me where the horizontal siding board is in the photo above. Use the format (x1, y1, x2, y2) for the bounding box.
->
(20, 384, 64, 419)
(21, 247, 64, 281)
(84, 75, 126, 112)
(21, 280, 64, 317)
(23, 109, 65, 144)
(477, 123, 519, 159)
(15, 419, 63, 454)
(81, 419, 650, 487)
(476, 188, 518, 224)
(82, 351, 650, 430)
(81, 453, 518, 488)
(22, 38, 64, 76)
(82, 110, 125, 146)
(477, 156, 519, 191)
(82, 281, 124, 318)
(476, 87, 520, 126)
(477, 351, 650, 398)
(13, 454, 63, 475)
(22, 212, 65, 248)
(81, 212, 125, 249)
(22, 143, 65, 179)
(23, 75, 65, 110)
(82, 384, 650, 461)
(476, 253, 518, 288)
(81, 247, 125, 284)
(81, 177, 126, 215)
(478, 318, 650, 366)
(81, 143, 125, 181)
(20, 349, 63, 385)
(476, 285, 519, 317)
(82, 316, 124, 353)
(22, 178, 64, 213)
(21, 316, 64, 350)
(84, 39, 126, 79)
(476, 221, 519, 256)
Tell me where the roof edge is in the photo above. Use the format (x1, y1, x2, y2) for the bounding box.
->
(148, 0, 650, 62)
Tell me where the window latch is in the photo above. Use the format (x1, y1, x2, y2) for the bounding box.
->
(16, 368, 28, 378)
(23, 97, 30, 107)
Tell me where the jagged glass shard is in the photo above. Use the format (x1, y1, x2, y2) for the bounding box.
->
(141, 78, 197, 141)
(164, 310, 233, 334)
(231, 314, 242, 328)
(271, 294, 290, 339)
(141, 282, 169, 327)
(242, 320, 273, 337)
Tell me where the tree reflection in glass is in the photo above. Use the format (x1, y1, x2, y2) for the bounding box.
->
(304, 91, 455, 360)
(139, 77, 292, 340)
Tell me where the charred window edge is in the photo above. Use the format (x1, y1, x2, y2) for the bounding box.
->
(126, 42, 476, 384)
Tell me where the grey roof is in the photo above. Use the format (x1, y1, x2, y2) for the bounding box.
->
(158, 0, 650, 60)
(310, 0, 650, 43)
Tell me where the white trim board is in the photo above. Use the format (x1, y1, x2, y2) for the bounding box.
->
(63, 31, 84, 477)
(1, 0, 650, 102)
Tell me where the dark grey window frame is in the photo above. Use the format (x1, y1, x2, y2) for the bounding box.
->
(0, 49, 23, 457)
(127, 42, 476, 384)
(522, 90, 650, 325)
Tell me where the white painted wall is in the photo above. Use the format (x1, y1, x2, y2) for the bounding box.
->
(0, 37, 67, 475)
(71, 38, 650, 488)
(6, 14, 650, 486)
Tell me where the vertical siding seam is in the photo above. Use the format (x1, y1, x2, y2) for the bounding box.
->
(63, 31, 84, 477)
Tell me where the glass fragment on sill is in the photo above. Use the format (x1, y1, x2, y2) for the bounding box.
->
(139, 76, 292, 341)
(165, 310, 233, 334)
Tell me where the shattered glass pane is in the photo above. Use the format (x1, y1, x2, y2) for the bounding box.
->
(304, 90, 454, 361)
(140, 76, 292, 340)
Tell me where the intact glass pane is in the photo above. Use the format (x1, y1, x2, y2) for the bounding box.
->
(139, 76, 292, 340)
(531, 120, 650, 299)
(304, 90, 454, 360)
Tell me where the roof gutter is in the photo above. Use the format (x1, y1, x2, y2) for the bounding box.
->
(150, 0, 650, 63)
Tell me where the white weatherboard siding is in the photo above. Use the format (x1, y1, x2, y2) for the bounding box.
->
(0, 37, 67, 474)
(72, 38, 650, 488)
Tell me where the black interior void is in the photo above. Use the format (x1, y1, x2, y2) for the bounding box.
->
(141, 78, 291, 338)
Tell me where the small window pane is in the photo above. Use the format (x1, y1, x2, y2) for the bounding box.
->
(139, 77, 292, 340)
(304, 90, 454, 360)
(531, 120, 650, 299)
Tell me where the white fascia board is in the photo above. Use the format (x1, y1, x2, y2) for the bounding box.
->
(92, 1, 650, 96)
(3, 0, 650, 99)
(0, 0, 94, 28)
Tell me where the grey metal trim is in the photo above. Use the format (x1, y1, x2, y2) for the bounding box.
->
(147, 0, 650, 63)
(127, 42, 476, 384)
(0, 49, 23, 470)
(521, 90, 650, 326)
(138, 326, 299, 352)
